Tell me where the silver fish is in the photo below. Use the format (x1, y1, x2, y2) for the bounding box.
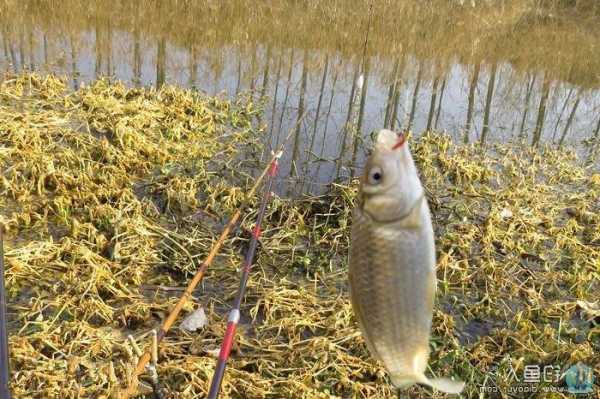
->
(349, 129, 464, 394)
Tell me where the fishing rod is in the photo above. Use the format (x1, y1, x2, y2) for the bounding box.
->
(121, 109, 306, 398)
(207, 153, 279, 399)
(120, 151, 283, 399)
(0, 228, 11, 399)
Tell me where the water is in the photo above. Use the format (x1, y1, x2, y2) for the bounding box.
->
(1, 1, 599, 194)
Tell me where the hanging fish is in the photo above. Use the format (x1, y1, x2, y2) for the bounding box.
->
(349, 129, 464, 394)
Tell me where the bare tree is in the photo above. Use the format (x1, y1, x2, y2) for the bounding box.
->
(156, 36, 166, 87)
(558, 94, 581, 147)
(481, 63, 498, 144)
(384, 58, 400, 128)
(435, 77, 446, 129)
(69, 35, 79, 89)
(552, 87, 575, 140)
(308, 54, 329, 156)
(426, 75, 439, 131)
(268, 49, 283, 138)
(259, 44, 272, 99)
(465, 62, 481, 143)
(351, 57, 371, 170)
(407, 60, 424, 131)
(519, 73, 537, 139)
(532, 74, 551, 146)
(291, 50, 308, 178)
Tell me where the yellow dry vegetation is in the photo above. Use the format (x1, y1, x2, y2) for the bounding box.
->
(0, 73, 598, 398)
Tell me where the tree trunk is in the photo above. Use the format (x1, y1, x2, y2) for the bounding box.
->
(384, 58, 400, 128)
(532, 75, 551, 146)
(426, 76, 439, 132)
(106, 20, 112, 76)
(95, 19, 102, 76)
(156, 36, 166, 88)
(69, 36, 79, 90)
(319, 60, 340, 157)
(552, 87, 574, 140)
(249, 48, 257, 93)
(313, 62, 340, 184)
(2, 29, 18, 73)
(336, 61, 360, 178)
(557, 95, 580, 148)
(435, 78, 446, 130)
(18, 26, 25, 70)
(43, 34, 48, 65)
(268, 50, 283, 139)
(481, 63, 498, 144)
(259, 45, 272, 99)
(587, 115, 600, 163)
(464, 62, 481, 143)
(133, 26, 142, 86)
(407, 60, 423, 132)
(309, 54, 329, 156)
(277, 48, 295, 139)
(351, 57, 370, 171)
(390, 57, 406, 130)
(519, 73, 537, 138)
(28, 26, 34, 70)
(235, 55, 242, 95)
(291, 50, 308, 178)
(1, 32, 9, 63)
(190, 44, 198, 89)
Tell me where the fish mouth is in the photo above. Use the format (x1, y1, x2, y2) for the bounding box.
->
(391, 133, 406, 150)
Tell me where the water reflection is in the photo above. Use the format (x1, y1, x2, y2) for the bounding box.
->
(1, 1, 599, 194)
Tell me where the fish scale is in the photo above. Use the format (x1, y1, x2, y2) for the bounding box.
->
(349, 129, 464, 395)
(350, 207, 435, 375)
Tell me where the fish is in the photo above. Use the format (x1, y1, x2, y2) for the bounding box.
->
(348, 129, 464, 394)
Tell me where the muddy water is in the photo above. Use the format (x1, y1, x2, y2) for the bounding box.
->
(1, 1, 599, 194)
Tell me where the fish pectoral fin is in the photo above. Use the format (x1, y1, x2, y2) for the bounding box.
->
(416, 375, 465, 395)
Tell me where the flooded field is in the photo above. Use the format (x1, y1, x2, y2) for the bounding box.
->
(1, 3, 599, 398)
(1, 1, 600, 193)
(1, 75, 598, 398)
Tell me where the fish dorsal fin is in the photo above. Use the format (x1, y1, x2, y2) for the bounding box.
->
(398, 194, 424, 228)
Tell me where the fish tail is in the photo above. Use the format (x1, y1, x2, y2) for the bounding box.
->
(390, 351, 464, 394)
(415, 374, 465, 394)
(389, 372, 465, 394)
(389, 373, 418, 389)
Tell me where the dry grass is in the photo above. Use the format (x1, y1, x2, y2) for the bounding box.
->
(1, 73, 598, 398)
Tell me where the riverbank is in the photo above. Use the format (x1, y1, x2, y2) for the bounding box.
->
(1, 74, 598, 398)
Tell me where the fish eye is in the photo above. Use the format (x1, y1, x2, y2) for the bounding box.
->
(367, 166, 383, 185)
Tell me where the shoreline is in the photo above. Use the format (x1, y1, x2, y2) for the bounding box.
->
(0, 73, 598, 398)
